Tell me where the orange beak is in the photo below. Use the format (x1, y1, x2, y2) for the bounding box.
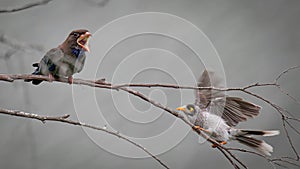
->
(77, 32, 91, 52)
(176, 106, 187, 112)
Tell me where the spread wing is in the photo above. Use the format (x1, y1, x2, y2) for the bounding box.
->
(208, 97, 261, 126)
(195, 70, 261, 126)
(195, 70, 224, 108)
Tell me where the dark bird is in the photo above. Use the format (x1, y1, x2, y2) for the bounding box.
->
(25, 29, 91, 85)
(176, 70, 279, 156)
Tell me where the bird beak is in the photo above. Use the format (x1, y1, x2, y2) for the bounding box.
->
(176, 106, 186, 112)
(77, 32, 91, 52)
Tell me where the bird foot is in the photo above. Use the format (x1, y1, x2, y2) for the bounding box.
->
(48, 74, 55, 82)
(68, 76, 73, 84)
(211, 141, 227, 148)
(193, 126, 208, 132)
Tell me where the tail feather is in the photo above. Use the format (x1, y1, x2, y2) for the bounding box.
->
(235, 135, 273, 156)
(24, 63, 43, 85)
(31, 79, 43, 85)
(32, 63, 39, 67)
(238, 129, 280, 137)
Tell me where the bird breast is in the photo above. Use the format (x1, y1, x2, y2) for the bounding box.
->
(197, 111, 231, 141)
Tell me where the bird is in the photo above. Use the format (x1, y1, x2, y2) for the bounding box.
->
(25, 29, 91, 85)
(176, 70, 279, 156)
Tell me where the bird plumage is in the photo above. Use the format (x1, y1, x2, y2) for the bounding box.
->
(177, 70, 279, 156)
(25, 29, 91, 85)
(195, 70, 261, 126)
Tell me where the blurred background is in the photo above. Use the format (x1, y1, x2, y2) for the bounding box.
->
(0, 0, 299, 169)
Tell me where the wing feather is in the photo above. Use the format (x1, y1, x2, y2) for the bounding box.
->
(195, 70, 261, 126)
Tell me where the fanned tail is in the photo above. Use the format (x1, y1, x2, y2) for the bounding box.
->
(234, 129, 279, 156)
(235, 135, 274, 156)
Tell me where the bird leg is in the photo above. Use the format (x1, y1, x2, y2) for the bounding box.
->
(211, 141, 227, 148)
(193, 126, 209, 133)
(193, 126, 228, 148)
(48, 74, 55, 82)
(68, 76, 73, 84)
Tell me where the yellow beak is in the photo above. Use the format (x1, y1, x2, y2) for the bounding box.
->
(176, 106, 186, 111)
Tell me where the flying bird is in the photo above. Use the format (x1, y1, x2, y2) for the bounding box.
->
(176, 70, 279, 156)
(25, 29, 91, 85)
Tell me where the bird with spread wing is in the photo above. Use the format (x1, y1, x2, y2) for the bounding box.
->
(176, 70, 279, 156)
(25, 29, 91, 85)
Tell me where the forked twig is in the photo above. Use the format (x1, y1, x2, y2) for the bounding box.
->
(0, 66, 299, 168)
(0, 0, 53, 13)
(0, 107, 170, 169)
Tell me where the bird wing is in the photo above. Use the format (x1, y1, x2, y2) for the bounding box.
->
(195, 70, 224, 108)
(40, 48, 64, 75)
(195, 70, 261, 127)
(208, 97, 260, 126)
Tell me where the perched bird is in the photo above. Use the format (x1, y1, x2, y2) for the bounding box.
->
(25, 29, 91, 85)
(176, 70, 279, 156)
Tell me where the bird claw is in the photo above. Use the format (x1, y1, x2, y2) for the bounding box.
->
(220, 141, 227, 145)
(68, 76, 73, 84)
(48, 74, 55, 82)
(193, 126, 201, 130)
(193, 126, 208, 132)
(211, 141, 227, 148)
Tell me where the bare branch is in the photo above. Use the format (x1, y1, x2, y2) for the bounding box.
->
(0, 34, 44, 53)
(85, 0, 110, 7)
(277, 86, 300, 106)
(282, 119, 300, 161)
(0, 0, 53, 14)
(0, 66, 299, 169)
(217, 147, 241, 169)
(0, 73, 245, 168)
(0, 107, 170, 169)
(275, 66, 300, 83)
(227, 147, 300, 168)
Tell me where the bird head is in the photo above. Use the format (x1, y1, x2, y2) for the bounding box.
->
(61, 29, 92, 52)
(176, 104, 197, 116)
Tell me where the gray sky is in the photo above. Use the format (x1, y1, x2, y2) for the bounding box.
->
(0, 0, 299, 169)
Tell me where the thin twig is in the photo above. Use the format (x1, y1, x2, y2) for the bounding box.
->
(0, 107, 170, 169)
(0, 33, 44, 54)
(217, 147, 241, 169)
(282, 118, 300, 161)
(0, 0, 53, 13)
(228, 147, 300, 168)
(275, 66, 300, 83)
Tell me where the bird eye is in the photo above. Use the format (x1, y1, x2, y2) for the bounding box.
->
(189, 107, 194, 112)
(72, 32, 79, 37)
